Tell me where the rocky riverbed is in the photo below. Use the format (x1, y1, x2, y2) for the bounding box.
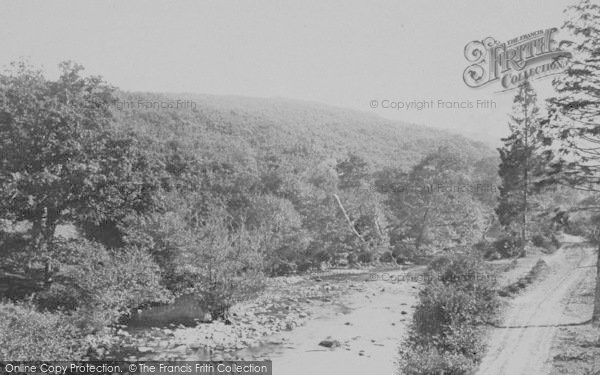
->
(96, 266, 422, 373)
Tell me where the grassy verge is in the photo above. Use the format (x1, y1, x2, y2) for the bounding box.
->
(549, 270, 599, 375)
(498, 259, 549, 297)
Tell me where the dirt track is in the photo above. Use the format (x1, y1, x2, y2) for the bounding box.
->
(477, 240, 596, 375)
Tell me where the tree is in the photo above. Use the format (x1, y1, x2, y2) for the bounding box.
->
(122, 193, 264, 317)
(335, 153, 389, 250)
(335, 153, 369, 190)
(542, 0, 600, 325)
(496, 80, 543, 252)
(379, 146, 486, 254)
(0, 62, 161, 266)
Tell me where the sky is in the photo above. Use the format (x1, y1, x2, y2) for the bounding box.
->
(0, 0, 575, 145)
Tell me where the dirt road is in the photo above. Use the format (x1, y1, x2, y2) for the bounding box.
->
(477, 241, 596, 375)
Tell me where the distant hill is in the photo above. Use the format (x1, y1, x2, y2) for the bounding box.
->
(112, 92, 494, 170)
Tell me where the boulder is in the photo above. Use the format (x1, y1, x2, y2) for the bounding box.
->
(319, 338, 341, 348)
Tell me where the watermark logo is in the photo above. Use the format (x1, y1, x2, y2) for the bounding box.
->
(463, 28, 571, 90)
(114, 99, 197, 111)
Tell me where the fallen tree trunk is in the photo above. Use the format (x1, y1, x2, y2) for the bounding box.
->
(333, 193, 365, 243)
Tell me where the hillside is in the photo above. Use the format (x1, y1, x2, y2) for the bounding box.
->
(112, 92, 494, 170)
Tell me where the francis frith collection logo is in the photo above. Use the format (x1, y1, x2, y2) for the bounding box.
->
(463, 28, 571, 90)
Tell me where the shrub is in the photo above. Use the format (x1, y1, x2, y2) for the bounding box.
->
(268, 259, 296, 276)
(312, 250, 332, 265)
(0, 302, 87, 361)
(412, 282, 483, 338)
(399, 252, 499, 374)
(399, 345, 474, 375)
(296, 260, 313, 273)
(123, 203, 266, 319)
(379, 251, 394, 263)
(531, 233, 560, 252)
(0, 231, 30, 273)
(35, 239, 171, 330)
(346, 252, 357, 265)
(531, 234, 545, 247)
(473, 239, 496, 259)
(427, 252, 497, 296)
(357, 251, 373, 264)
(391, 248, 410, 264)
(194, 268, 264, 319)
(492, 235, 523, 258)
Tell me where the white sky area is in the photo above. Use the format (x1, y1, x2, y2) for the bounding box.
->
(0, 0, 575, 146)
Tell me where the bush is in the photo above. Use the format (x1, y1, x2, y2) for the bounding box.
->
(379, 251, 394, 263)
(357, 251, 373, 264)
(296, 260, 313, 273)
(346, 252, 357, 265)
(399, 345, 474, 375)
(124, 204, 267, 318)
(391, 248, 410, 264)
(268, 259, 296, 276)
(473, 239, 495, 259)
(412, 281, 487, 338)
(0, 302, 87, 360)
(531, 234, 545, 247)
(35, 239, 171, 330)
(531, 233, 560, 252)
(312, 250, 332, 264)
(492, 235, 523, 258)
(194, 268, 264, 319)
(0, 231, 30, 273)
(427, 252, 497, 299)
(399, 252, 499, 374)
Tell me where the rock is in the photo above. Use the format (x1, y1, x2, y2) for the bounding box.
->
(344, 322, 352, 326)
(158, 341, 169, 349)
(173, 345, 188, 353)
(401, 311, 407, 315)
(319, 338, 341, 348)
(137, 346, 153, 353)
